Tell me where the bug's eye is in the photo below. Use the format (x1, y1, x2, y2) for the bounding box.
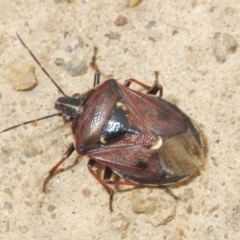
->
(72, 93, 80, 99)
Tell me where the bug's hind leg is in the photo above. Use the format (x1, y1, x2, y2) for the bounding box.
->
(160, 186, 179, 200)
(105, 179, 179, 201)
(124, 71, 163, 97)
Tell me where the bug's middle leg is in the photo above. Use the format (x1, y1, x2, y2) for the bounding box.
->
(124, 71, 163, 97)
(87, 160, 114, 211)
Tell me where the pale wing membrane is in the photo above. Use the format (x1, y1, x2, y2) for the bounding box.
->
(159, 128, 203, 177)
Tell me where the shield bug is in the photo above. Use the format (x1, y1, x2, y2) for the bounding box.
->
(1, 34, 203, 211)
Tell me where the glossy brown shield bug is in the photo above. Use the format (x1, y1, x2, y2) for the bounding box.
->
(1, 34, 203, 211)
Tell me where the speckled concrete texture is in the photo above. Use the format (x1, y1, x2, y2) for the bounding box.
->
(0, 1, 239, 239)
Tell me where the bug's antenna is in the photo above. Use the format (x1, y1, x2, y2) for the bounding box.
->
(0, 113, 62, 134)
(16, 33, 68, 97)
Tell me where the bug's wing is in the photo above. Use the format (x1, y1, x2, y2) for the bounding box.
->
(74, 79, 122, 153)
(88, 128, 203, 186)
(119, 86, 187, 137)
(119, 85, 202, 147)
(159, 128, 203, 177)
(88, 144, 175, 185)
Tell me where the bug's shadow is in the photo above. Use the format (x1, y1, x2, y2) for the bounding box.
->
(108, 169, 203, 202)
(43, 155, 82, 193)
(54, 156, 81, 176)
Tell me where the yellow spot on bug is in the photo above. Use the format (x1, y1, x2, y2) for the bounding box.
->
(100, 137, 107, 144)
(116, 101, 127, 110)
(150, 136, 163, 150)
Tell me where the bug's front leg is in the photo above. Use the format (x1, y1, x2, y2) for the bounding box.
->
(43, 143, 75, 192)
(90, 47, 101, 87)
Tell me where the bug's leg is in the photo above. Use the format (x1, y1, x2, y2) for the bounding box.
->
(103, 168, 141, 210)
(147, 72, 163, 97)
(90, 47, 100, 87)
(147, 82, 163, 97)
(160, 186, 179, 200)
(88, 160, 114, 211)
(43, 143, 75, 192)
(103, 167, 115, 211)
(105, 179, 139, 187)
(124, 71, 163, 97)
(124, 78, 152, 89)
(106, 180, 179, 200)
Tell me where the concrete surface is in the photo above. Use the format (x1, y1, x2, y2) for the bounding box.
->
(0, 0, 239, 239)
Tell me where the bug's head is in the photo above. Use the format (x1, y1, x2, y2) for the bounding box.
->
(55, 93, 84, 123)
